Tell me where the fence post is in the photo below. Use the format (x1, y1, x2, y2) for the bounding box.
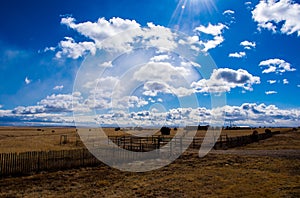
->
(180, 137, 182, 153)
(0, 153, 2, 177)
(158, 137, 161, 149)
(193, 138, 196, 148)
(170, 140, 172, 155)
(37, 152, 40, 173)
(139, 138, 142, 152)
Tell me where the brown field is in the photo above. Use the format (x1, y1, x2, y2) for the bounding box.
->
(0, 126, 291, 153)
(0, 126, 299, 197)
(0, 127, 79, 153)
(0, 127, 300, 197)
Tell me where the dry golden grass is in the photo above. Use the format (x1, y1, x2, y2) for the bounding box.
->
(237, 130, 300, 150)
(0, 145, 299, 197)
(0, 127, 293, 153)
(0, 128, 299, 197)
(0, 127, 80, 153)
(219, 127, 290, 137)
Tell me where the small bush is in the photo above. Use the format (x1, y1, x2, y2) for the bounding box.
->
(174, 127, 178, 131)
(160, 126, 171, 135)
(115, 127, 121, 131)
(265, 129, 272, 135)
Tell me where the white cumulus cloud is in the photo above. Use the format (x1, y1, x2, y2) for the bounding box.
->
(265, 91, 278, 95)
(240, 40, 256, 50)
(99, 61, 113, 67)
(259, 58, 296, 74)
(194, 23, 228, 52)
(3, 99, 300, 127)
(150, 55, 170, 62)
(223, 10, 235, 15)
(55, 37, 96, 59)
(267, 80, 277, 84)
(55, 17, 180, 58)
(283, 79, 289, 84)
(194, 23, 228, 36)
(25, 77, 31, 85)
(133, 62, 191, 83)
(229, 51, 246, 58)
(53, 85, 64, 90)
(191, 68, 260, 93)
(93, 103, 300, 127)
(61, 17, 141, 43)
(252, 0, 300, 36)
(53, 17, 230, 59)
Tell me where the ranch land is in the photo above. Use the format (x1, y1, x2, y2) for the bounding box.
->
(0, 127, 299, 197)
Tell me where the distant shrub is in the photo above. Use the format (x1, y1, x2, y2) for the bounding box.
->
(160, 126, 171, 135)
(134, 127, 143, 131)
(174, 127, 178, 131)
(115, 127, 121, 131)
(198, 125, 209, 130)
(293, 128, 297, 132)
(265, 129, 272, 135)
(52, 130, 55, 133)
(251, 130, 259, 142)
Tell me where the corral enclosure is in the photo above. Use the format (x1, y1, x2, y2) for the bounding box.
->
(0, 126, 292, 153)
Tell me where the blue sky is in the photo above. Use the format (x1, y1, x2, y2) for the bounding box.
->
(0, 0, 299, 127)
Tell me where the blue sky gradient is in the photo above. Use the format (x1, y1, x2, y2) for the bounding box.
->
(0, 0, 299, 127)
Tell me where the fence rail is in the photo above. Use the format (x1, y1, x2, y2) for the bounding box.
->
(0, 131, 281, 177)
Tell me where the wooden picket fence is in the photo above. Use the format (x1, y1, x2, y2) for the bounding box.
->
(0, 149, 101, 177)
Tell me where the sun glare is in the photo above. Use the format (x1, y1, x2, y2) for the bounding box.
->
(170, 0, 217, 32)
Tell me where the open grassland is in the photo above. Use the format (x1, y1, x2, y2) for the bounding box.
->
(0, 130, 299, 197)
(0, 127, 290, 153)
(0, 127, 79, 153)
(0, 127, 293, 153)
(236, 130, 300, 150)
